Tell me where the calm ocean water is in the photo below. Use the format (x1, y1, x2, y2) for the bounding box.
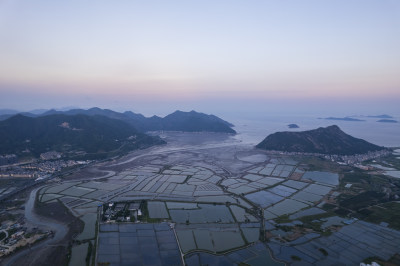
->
(231, 115, 400, 148)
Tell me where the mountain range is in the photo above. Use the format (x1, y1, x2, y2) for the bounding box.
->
(0, 108, 236, 159)
(367, 114, 393, 119)
(0, 114, 165, 158)
(256, 125, 386, 155)
(0, 108, 236, 134)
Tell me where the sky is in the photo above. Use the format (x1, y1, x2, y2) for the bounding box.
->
(0, 0, 399, 117)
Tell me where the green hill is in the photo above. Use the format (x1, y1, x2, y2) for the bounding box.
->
(0, 114, 165, 158)
(138, 110, 236, 133)
(256, 125, 385, 155)
(0, 108, 236, 133)
(40, 108, 236, 133)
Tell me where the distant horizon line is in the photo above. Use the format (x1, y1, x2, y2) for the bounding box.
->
(0, 106, 399, 119)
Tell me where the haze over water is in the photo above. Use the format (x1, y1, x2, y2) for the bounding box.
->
(230, 115, 400, 148)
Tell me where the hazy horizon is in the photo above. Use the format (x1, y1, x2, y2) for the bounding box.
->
(1, 1, 399, 118)
(2, 102, 400, 124)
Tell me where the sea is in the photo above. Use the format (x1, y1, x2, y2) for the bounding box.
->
(230, 114, 400, 148)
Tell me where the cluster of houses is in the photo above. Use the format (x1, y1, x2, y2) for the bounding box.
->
(0, 155, 18, 166)
(0, 221, 51, 257)
(102, 201, 143, 222)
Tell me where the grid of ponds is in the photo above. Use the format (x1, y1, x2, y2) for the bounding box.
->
(245, 191, 283, 208)
(269, 221, 400, 265)
(147, 201, 169, 219)
(38, 165, 232, 214)
(176, 227, 247, 253)
(301, 171, 339, 185)
(36, 157, 367, 266)
(266, 199, 310, 216)
(97, 223, 182, 266)
(185, 242, 285, 266)
(229, 205, 258, 222)
(169, 204, 235, 224)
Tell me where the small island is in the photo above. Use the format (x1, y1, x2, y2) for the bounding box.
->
(322, 117, 364, 122)
(368, 114, 393, 119)
(377, 119, 398, 123)
(287, 124, 299, 129)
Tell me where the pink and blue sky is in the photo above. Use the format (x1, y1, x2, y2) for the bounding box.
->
(0, 0, 399, 116)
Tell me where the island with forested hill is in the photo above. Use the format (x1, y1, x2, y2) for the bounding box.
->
(377, 119, 397, 123)
(256, 125, 386, 156)
(287, 124, 299, 129)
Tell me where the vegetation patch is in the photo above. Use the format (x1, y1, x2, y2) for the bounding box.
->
(341, 171, 399, 193)
(362, 202, 400, 230)
(86, 241, 93, 266)
(0, 231, 6, 241)
(362, 256, 385, 265)
(339, 191, 386, 210)
(318, 248, 328, 256)
(274, 214, 291, 224)
(298, 212, 336, 233)
(372, 154, 400, 170)
(322, 203, 336, 211)
(334, 208, 351, 216)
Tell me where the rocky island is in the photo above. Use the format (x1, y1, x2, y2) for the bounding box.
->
(256, 125, 386, 155)
(287, 124, 299, 128)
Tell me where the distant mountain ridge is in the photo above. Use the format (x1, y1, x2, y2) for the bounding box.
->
(0, 111, 37, 121)
(1, 108, 236, 134)
(256, 125, 386, 155)
(0, 109, 19, 116)
(321, 117, 364, 122)
(0, 114, 164, 157)
(377, 119, 397, 123)
(367, 114, 393, 119)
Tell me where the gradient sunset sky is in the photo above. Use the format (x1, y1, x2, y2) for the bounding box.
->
(0, 0, 399, 116)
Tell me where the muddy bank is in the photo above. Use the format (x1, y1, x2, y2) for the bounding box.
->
(3, 191, 83, 266)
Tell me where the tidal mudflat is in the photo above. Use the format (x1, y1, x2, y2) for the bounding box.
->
(32, 132, 400, 266)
